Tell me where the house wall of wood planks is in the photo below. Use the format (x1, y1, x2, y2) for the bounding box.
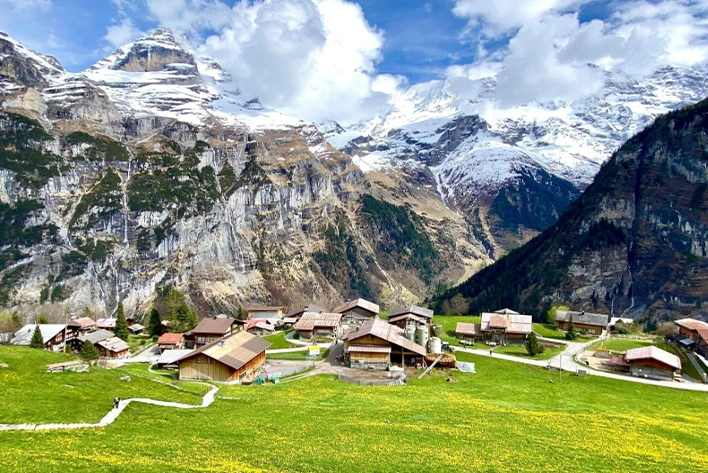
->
(179, 352, 266, 382)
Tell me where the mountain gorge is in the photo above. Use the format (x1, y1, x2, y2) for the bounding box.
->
(435, 98, 708, 323)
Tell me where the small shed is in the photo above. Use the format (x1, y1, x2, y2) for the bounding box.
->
(176, 331, 271, 383)
(129, 324, 144, 335)
(455, 322, 481, 341)
(625, 346, 681, 381)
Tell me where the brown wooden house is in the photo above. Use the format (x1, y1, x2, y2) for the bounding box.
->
(388, 306, 433, 327)
(283, 305, 326, 325)
(176, 331, 271, 383)
(334, 298, 380, 323)
(187, 317, 237, 348)
(624, 346, 681, 381)
(480, 310, 532, 344)
(157, 333, 185, 353)
(556, 310, 608, 335)
(294, 312, 342, 340)
(11, 324, 67, 351)
(97, 337, 130, 359)
(342, 318, 426, 369)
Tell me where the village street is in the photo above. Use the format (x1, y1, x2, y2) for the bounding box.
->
(452, 337, 708, 392)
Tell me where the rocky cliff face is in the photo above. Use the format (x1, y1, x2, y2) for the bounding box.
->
(434, 99, 708, 323)
(0, 30, 477, 320)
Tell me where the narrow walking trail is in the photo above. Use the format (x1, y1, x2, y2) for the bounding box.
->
(0, 386, 219, 432)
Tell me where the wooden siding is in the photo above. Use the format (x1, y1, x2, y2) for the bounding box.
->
(558, 321, 603, 334)
(179, 351, 266, 383)
(349, 351, 389, 363)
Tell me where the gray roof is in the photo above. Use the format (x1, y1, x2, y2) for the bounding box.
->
(97, 336, 130, 353)
(556, 311, 609, 327)
(78, 329, 114, 344)
(334, 298, 380, 315)
(12, 324, 66, 345)
(129, 324, 144, 332)
(388, 305, 433, 319)
(157, 349, 193, 365)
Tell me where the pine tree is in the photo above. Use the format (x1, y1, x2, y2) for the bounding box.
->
(79, 341, 99, 361)
(236, 306, 246, 321)
(10, 312, 21, 331)
(165, 290, 199, 332)
(565, 315, 578, 340)
(38, 314, 48, 324)
(525, 332, 544, 357)
(114, 302, 130, 341)
(29, 326, 44, 349)
(148, 307, 162, 337)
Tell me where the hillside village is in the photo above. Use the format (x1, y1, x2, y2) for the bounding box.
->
(4, 296, 707, 388)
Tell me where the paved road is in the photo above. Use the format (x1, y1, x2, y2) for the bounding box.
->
(453, 337, 708, 392)
(0, 386, 218, 432)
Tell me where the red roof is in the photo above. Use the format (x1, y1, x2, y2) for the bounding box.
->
(157, 333, 184, 345)
(625, 346, 681, 370)
(610, 355, 629, 367)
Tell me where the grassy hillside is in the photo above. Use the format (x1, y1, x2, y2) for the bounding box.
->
(1, 347, 708, 472)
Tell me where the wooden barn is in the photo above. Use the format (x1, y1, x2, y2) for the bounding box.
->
(388, 306, 433, 327)
(334, 298, 380, 324)
(555, 310, 608, 335)
(187, 317, 237, 348)
(624, 346, 681, 381)
(176, 331, 271, 383)
(294, 312, 342, 340)
(342, 318, 426, 369)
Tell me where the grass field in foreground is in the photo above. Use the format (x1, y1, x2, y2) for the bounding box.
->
(1, 348, 708, 472)
(0, 347, 200, 424)
(590, 338, 658, 352)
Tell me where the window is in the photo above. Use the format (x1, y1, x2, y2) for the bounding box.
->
(207, 357, 211, 364)
(197, 356, 201, 364)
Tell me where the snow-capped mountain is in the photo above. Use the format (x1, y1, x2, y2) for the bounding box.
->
(328, 65, 708, 255)
(0, 29, 478, 321)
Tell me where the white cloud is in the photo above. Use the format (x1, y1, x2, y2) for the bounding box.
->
(452, 0, 588, 32)
(449, 0, 708, 108)
(143, 0, 399, 124)
(103, 18, 145, 49)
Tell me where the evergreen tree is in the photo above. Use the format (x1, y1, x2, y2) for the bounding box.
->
(38, 314, 48, 324)
(10, 312, 21, 331)
(165, 290, 199, 332)
(29, 326, 44, 349)
(565, 315, 578, 340)
(525, 332, 544, 357)
(79, 341, 99, 361)
(148, 307, 162, 337)
(114, 302, 130, 341)
(236, 306, 246, 321)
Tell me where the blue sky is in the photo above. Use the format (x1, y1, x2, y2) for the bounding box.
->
(1, 0, 707, 123)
